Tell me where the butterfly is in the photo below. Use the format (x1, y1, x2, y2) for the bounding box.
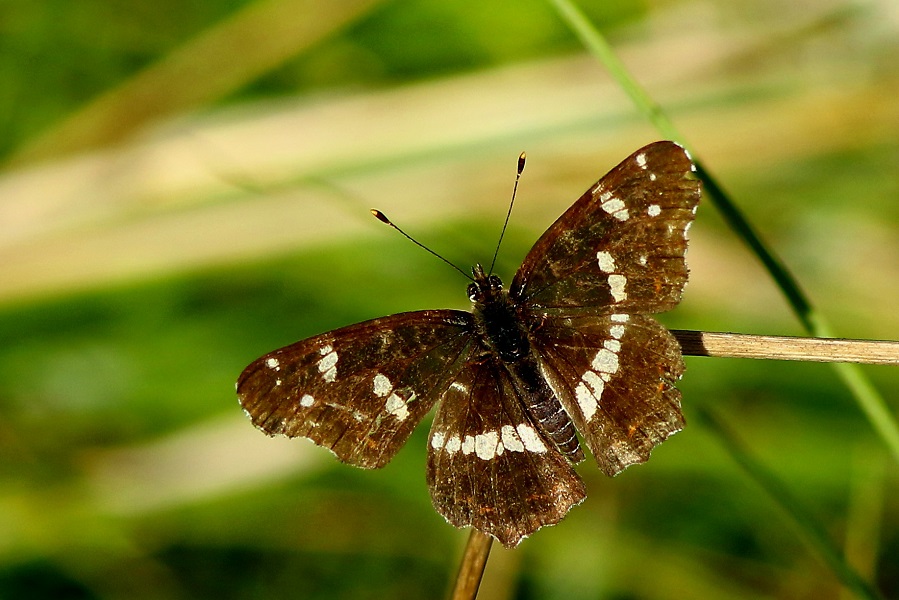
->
(237, 141, 700, 547)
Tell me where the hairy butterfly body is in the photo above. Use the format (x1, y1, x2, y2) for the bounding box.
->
(237, 141, 700, 547)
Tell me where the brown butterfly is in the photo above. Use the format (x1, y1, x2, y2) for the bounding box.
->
(237, 141, 700, 547)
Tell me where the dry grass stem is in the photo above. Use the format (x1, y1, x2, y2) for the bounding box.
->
(674, 331, 899, 365)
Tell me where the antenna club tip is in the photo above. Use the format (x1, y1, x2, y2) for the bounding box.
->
(517, 152, 526, 173)
(370, 209, 390, 224)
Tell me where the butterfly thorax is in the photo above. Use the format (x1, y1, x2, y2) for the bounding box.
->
(468, 264, 530, 362)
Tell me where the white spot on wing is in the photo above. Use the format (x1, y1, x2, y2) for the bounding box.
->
(475, 431, 500, 460)
(575, 381, 592, 409)
(462, 435, 475, 455)
(385, 393, 408, 421)
(445, 435, 461, 454)
(601, 197, 625, 215)
(635, 152, 647, 169)
(373, 373, 392, 397)
(300, 394, 314, 407)
(592, 348, 619, 375)
(601, 195, 630, 221)
(604, 339, 621, 352)
(583, 370, 604, 395)
(317, 347, 338, 382)
(649, 173, 657, 181)
(516, 424, 547, 453)
(610, 324, 626, 339)
(431, 432, 446, 450)
(501, 424, 525, 452)
(575, 378, 600, 421)
(596, 251, 616, 273)
(608, 274, 627, 302)
(318, 352, 337, 371)
(648, 204, 661, 217)
(611, 314, 630, 323)
(266, 357, 280, 370)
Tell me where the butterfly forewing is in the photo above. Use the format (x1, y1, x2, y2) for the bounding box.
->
(511, 141, 700, 314)
(237, 310, 474, 469)
(532, 313, 685, 476)
(426, 355, 586, 547)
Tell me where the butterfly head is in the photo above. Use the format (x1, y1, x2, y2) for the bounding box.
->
(467, 263, 504, 305)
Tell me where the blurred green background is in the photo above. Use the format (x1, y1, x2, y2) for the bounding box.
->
(1, 0, 897, 598)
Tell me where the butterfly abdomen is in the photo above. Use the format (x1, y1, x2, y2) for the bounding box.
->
(471, 276, 585, 464)
(508, 357, 585, 463)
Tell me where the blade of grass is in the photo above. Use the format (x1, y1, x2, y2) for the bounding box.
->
(696, 406, 885, 600)
(547, 0, 899, 463)
(841, 447, 886, 600)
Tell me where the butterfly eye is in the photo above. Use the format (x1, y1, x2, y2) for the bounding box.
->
(467, 282, 479, 302)
(488, 275, 503, 291)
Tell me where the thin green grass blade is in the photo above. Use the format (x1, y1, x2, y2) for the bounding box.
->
(696, 406, 885, 600)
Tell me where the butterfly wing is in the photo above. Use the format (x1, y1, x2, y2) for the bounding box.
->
(237, 310, 474, 469)
(510, 141, 700, 313)
(531, 313, 685, 476)
(426, 354, 586, 548)
(511, 141, 698, 474)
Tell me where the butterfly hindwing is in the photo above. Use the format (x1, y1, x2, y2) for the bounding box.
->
(426, 356, 586, 547)
(533, 313, 685, 476)
(237, 310, 474, 469)
(511, 141, 700, 314)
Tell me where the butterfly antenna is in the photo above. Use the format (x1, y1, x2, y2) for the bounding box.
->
(487, 152, 526, 275)
(370, 209, 473, 281)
